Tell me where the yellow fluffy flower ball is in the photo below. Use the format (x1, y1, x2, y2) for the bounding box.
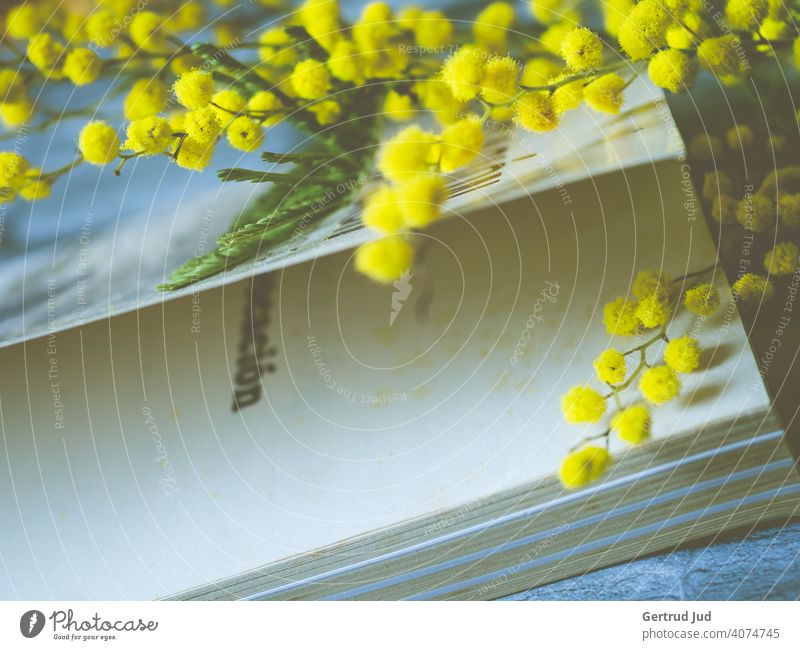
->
(383, 90, 416, 122)
(86, 9, 117, 45)
(763, 241, 799, 277)
(603, 297, 641, 336)
(0, 70, 26, 104)
(552, 79, 584, 113)
(27, 33, 65, 74)
(352, 2, 397, 52)
(648, 49, 697, 94)
(412, 11, 453, 48)
(415, 79, 464, 125)
(697, 36, 744, 80)
(397, 6, 423, 29)
(758, 17, 788, 40)
(632, 270, 671, 301)
(124, 78, 168, 120)
(327, 40, 364, 85)
(226, 116, 265, 152)
(639, 365, 680, 405)
(732, 273, 774, 303)
(211, 89, 247, 121)
(514, 91, 559, 132)
(355, 236, 414, 283)
(530, 0, 566, 24)
(480, 55, 519, 104)
(78, 121, 121, 166)
(258, 28, 296, 68)
(124, 116, 174, 155)
(362, 186, 405, 234)
(439, 116, 485, 173)
(612, 404, 651, 445)
(298, 0, 341, 52)
(684, 283, 721, 317)
(558, 446, 611, 489)
(474, 2, 515, 51)
(736, 194, 774, 232)
(726, 124, 754, 150)
(778, 194, 800, 227)
(377, 125, 439, 183)
(290, 59, 332, 100)
(183, 106, 223, 145)
(173, 70, 215, 110)
(666, 12, 710, 49)
(617, 0, 670, 60)
(635, 291, 671, 329)
(308, 100, 341, 126)
(0, 151, 31, 191)
(5, 3, 43, 39)
(0, 100, 32, 128)
(725, 0, 769, 31)
(664, 336, 700, 374)
(561, 385, 607, 424)
(442, 46, 488, 102)
(173, 137, 214, 172)
(594, 349, 627, 385)
(129, 11, 168, 51)
(396, 174, 448, 228)
(560, 27, 603, 72)
(169, 3, 206, 31)
(584, 73, 626, 114)
(63, 48, 101, 86)
(18, 168, 52, 202)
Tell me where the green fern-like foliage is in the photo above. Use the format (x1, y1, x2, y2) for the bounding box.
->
(158, 42, 384, 291)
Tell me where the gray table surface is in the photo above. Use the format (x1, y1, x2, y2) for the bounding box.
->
(503, 520, 800, 600)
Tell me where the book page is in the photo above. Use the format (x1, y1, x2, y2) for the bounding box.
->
(0, 154, 771, 599)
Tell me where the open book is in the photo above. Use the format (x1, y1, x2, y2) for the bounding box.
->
(0, 79, 797, 600)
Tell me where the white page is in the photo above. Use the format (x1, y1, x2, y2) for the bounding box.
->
(0, 151, 770, 599)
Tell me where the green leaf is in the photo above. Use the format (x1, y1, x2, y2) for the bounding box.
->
(159, 85, 385, 291)
(217, 168, 310, 184)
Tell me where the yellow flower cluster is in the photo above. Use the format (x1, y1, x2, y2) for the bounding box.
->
(560, 27, 603, 72)
(557, 264, 718, 488)
(648, 49, 697, 94)
(612, 404, 651, 445)
(603, 270, 673, 336)
(617, 0, 671, 61)
(358, 113, 487, 282)
(732, 273, 775, 303)
(684, 283, 721, 317)
(778, 195, 800, 228)
(736, 194, 775, 233)
(561, 385, 607, 424)
(664, 336, 701, 374)
(763, 241, 799, 277)
(78, 121, 121, 166)
(558, 446, 611, 490)
(0, 151, 31, 203)
(639, 365, 681, 405)
(593, 349, 627, 385)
